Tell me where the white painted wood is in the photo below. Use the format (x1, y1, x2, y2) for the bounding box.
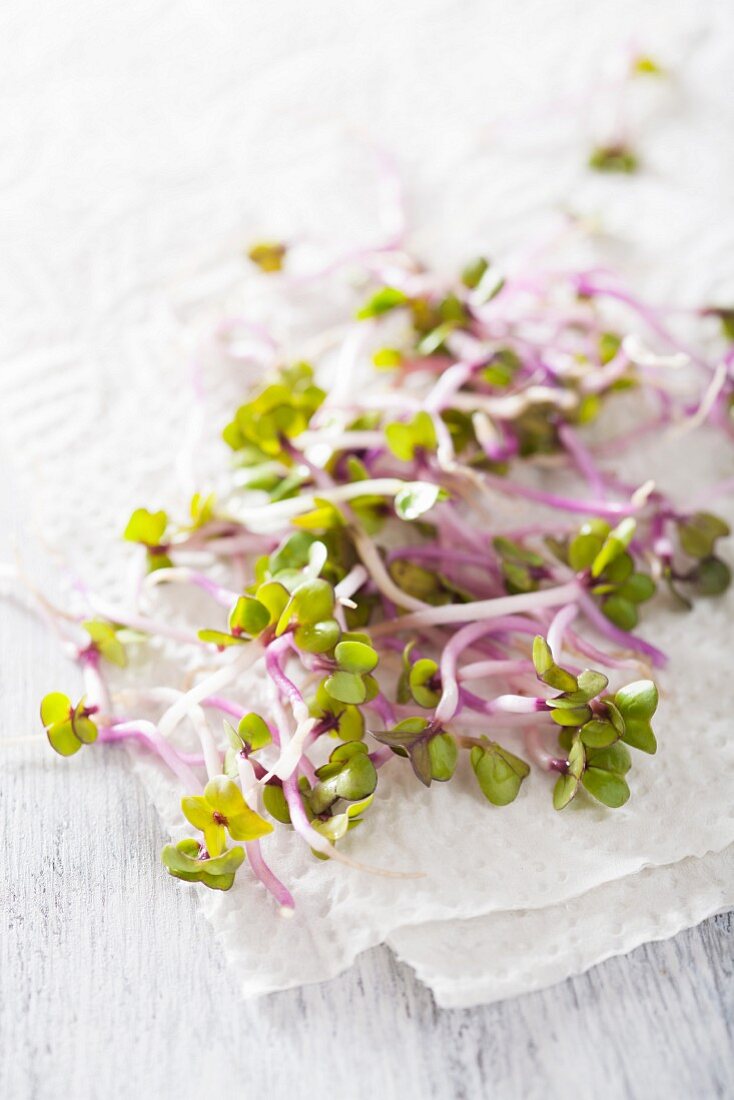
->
(1, 597, 732, 1100)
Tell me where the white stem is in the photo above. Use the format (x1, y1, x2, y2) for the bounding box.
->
(237, 754, 261, 807)
(88, 599, 204, 647)
(459, 659, 531, 681)
(334, 564, 369, 602)
(371, 581, 579, 633)
(158, 648, 262, 738)
(672, 360, 728, 436)
(259, 685, 316, 782)
(227, 477, 426, 529)
(351, 528, 429, 612)
(296, 430, 384, 450)
(138, 686, 221, 778)
(546, 604, 578, 663)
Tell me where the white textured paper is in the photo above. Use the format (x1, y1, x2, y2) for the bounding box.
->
(388, 846, 734, 1008)
(2, 0, 733, 1005)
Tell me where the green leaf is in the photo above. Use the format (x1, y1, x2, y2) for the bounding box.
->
(427, 732, 458, 781)
(294, 618, 341, 654)
(543, 666, 580, 693)
(605, 699, 626, 736)
(263, 784, 291, 824)
(385, 423, 415, 462)
(614, 680, 658, 723)
(71, 707, 98, 744)
(602, 595, 638, 631)
(553, 773, 579, 810)
(581, 768, 631, 808)
(189, 491, 216, 528)
(374, 717, 430, 750)
(678, 512, 730, 559)
(553, 736, 585, 809)
(338, 705, 365, 742)
(409, 739, 433, 787)
(237, 713, 272, 753)
(591, 518, 636, 578)
(632, 55, 664, 75)
(324, 671, 367, 705)
(388, 559, 449, 604)
(532, 636, 578, 692)
(695, 556, 732, 595)
(588, 144, 638, 173)
(227, 805, 274, 842)
(602, 552, 634, 585)
(199, 872, 239, 891)
(494, 537, 543, 568)
(316, 748, 377, 807)
(372, 347, 403, 370)
(586, 742, 632, 775)
(40, 692, 71, 727)
(385, 411, 438, 462)
(615, 573, 656, 604)
(256, 581, 291, 625)
(576, 669, 609, 701)
(247, 240, 286, 273)
(409, 658, 441, 708)
(204, 776, 246, 816)
(123, 508, 168, 547)
(470, 742, 530, 806)
(269, 532, 317, 574)
(395, 481, 443, 521)
(580, 719, 618, 748)
(334, 640, 378, 675)
(532, 635, 554, 676)
(599, 332, 622, 365)
(47, 720, 82, 757)
(357, 286, 409, 320)
(83, 620, 128, 667)
(161, 840, 245, 889)
(567, 735, 586, 780)
(550, 704, 593, 727)
(568, 532, 604, 572)
(501, 561, 535, 594)
(620, 719, 657, 754)
(198, 628, 247, 647)
(480, 348, 521, 387)
(417, 321, 459, 357)
(229, 595, 270, 637)
(181, 795, 213, 832)
(287, 579, 335, 627)
(461, 256, 490, 290)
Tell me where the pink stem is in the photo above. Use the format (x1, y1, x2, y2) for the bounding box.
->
(244, 840, 295, 911)
(100, 722, 202, 790)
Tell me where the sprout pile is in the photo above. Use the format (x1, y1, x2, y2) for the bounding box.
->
(30, 205, 734, 913)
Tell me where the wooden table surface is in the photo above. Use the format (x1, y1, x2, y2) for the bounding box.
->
(2, 605, 732, 1100)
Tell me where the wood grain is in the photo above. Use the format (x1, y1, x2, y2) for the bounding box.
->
(1, 596, 732, 1100)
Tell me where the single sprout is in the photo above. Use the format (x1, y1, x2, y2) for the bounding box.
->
(471, 740, 530, 806)
(181, 775, 273, 857)
(162, 839, 245, 891)
(40, 693, 98, 756)
(632, 55, 664, 77)
(82, 619, 128, 667)
(588, 144, 639, 174)
(123, 508, 172, 571)
(247, 240, 287, 273)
